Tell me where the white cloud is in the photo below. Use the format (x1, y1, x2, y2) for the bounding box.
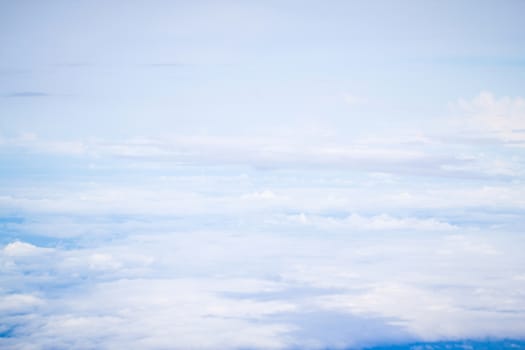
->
(316, 281, 525, 340)
(0, 132, 469, 177)
(1, 92, 524, 348)
(1, 0, 525, 347)
(3, 91, 525, 182)
(3, 241, 54, 257)
(3, 168, 523, 216)
(1, 228, 524, 348)
(286, 213, 457, 231)
(453, 91, 525, 144)
(0, 294, 44, 313)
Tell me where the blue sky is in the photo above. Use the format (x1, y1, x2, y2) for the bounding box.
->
(1, 1, 525, 349)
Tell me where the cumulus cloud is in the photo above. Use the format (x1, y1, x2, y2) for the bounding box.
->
(316, 282, 525, 340)
(7, 279, 294, 350)
(1, 0, 525, 346)
(1, 92, 524, 348)
(1, 227, 524, 349)
(3, 241, 54, 257)
(452, 91, 525, 145)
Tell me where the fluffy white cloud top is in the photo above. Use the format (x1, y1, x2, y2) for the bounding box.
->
(1, 228, 524, 349)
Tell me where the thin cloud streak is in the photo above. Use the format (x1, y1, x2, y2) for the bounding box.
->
(4, 91, 49, 98)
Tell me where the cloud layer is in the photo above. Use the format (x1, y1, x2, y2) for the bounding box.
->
(1, 0, 525, 347)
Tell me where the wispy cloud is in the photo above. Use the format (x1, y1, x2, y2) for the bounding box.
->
(50, 62, 93, 68)
(4, 91, 49, 98)
(145, 63, 189, 67)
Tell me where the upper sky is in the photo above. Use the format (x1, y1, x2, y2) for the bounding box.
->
(1, 0, 525, 138)
(1, 1, 524, 349)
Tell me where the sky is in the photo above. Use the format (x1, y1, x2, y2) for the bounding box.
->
(1, 0, 525, 349)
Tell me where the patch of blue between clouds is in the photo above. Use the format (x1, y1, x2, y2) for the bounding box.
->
(362, 340, 525, 350)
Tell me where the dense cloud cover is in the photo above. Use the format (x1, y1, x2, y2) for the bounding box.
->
(1, 1, 525, 349)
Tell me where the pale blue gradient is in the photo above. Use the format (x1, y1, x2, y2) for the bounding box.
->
(1, 1, 525, 349)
